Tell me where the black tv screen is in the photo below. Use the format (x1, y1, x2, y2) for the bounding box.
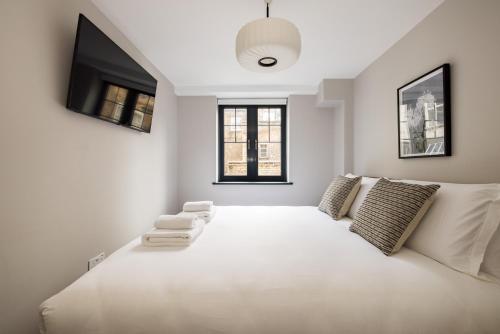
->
(67, 14, 157, 133)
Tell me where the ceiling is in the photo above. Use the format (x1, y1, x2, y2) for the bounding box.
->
(92, 0, 444, 96)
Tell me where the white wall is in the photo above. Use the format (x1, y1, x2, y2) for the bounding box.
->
(177, 95, 337, 206)
(353, 0, 500, 183)
(0, 1, 178, 333)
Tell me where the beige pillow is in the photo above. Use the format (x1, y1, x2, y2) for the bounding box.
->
(318, 176, 362, 220)
(349, 178, 440, 255)
(345, 174, 380, 219)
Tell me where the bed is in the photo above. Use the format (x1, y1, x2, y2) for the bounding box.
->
(40, 206, 500, 334)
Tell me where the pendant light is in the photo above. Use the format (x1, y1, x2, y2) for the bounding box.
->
(236, 0, 301, 72)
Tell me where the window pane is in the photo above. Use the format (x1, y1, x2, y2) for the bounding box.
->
(269, 108, 281, 125)
(270, 126, 281, 142)
(224, 109, 235, 125)
(258, 108, 269, 125)
(105, 85, 118, 101)
(258, 126, 269, 142)
(142, 113, 152, 131)
(400, 122, 409, 140)
(235, 125, 247, 142)
(399, 105, 407, 122)
(116, 88, 128, 104)
(224, 126, 235, 142)
(112, 104, 123, 121)
(131, 110, 144, 128)
(425, 121, 436, 139)
(135, 94, 149, 112)
(146, 96, 155, 113)
(100, 101, 114, 118)
(436, 124, 444, 137)
(224, 143, 247, 176)
(235, 109, 247, 125)
(258, 143, 281, 176)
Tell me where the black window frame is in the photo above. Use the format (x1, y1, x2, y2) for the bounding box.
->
(218, 104, 287, 182)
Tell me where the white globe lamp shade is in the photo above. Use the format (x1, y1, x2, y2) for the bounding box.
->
(236, 17, 301, 72)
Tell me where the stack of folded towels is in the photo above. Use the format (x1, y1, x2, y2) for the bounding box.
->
(181, 200, 216, 223)
(141, 201, 215, 247)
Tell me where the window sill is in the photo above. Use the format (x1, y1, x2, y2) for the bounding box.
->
(212, 181, 294, 185)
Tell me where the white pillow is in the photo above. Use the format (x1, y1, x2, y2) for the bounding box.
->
(403, 179, 500, 276)
(345, 174, 380, 219)
(481, 208, 500, 280)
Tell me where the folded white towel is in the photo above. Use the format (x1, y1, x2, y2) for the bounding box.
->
(178, 207, 216, 223)
(143, 237, 198, 246)
(183, 201, 213, 212)
(154, 214, 200, 229)
(142, 221, 204, 247)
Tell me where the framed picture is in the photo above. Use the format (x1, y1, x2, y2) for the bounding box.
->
(397, 64, 451, 158)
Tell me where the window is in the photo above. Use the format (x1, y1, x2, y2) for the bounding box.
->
(98, 83, 156, 132)
(399, 101, 445, 156)
(131, 93, 155, 131)
(100, 84, 128, 122)
(218, 105, 287, 182)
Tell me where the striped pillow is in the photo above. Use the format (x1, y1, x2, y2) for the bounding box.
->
(318, 176, 362, 220)
(349, 178, 440, 255)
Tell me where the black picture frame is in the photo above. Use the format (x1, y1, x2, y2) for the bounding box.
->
(397, 64, 451, 159)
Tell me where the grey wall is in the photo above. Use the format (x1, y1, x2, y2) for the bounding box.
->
(353, 0, 500, 183)
(317, 79, 354, 175)
(0, 1, 178, 333)
(177, 95, 337, 206)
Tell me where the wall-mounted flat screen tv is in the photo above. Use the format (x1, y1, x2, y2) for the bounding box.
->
(66, 14, 157, 133)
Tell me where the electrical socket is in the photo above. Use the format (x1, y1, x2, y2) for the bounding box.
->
(88, 252, 105, 271)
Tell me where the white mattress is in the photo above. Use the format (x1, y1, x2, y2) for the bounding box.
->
(40, 206, 500, 334)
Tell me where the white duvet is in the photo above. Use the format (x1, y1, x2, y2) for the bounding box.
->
(40, 206, 500, 334)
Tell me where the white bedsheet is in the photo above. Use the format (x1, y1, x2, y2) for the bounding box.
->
(39, 206, 500, 334)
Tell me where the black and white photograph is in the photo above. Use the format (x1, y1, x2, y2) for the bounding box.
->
(397, 64, 451, 158)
